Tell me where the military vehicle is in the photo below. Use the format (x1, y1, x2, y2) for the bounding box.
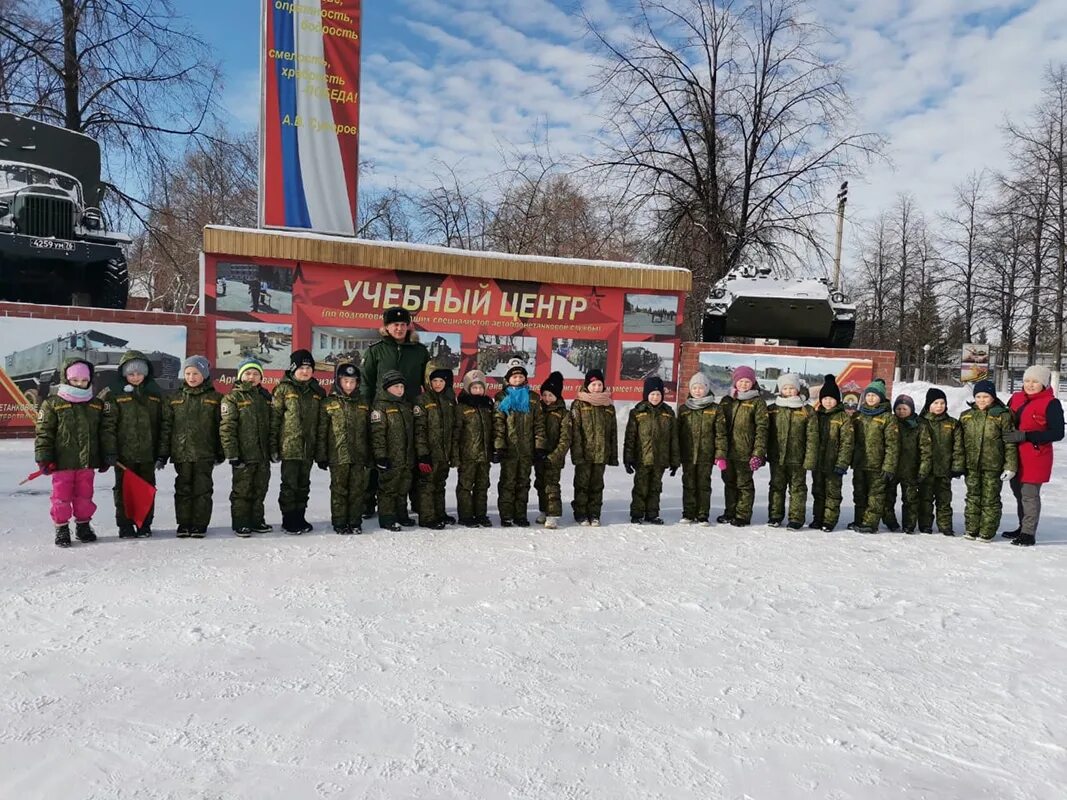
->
(0, 113, 131, 308)
(702, 265, 856, 348)
(621, 346, 662, 380)
(4, 329, 181, 405)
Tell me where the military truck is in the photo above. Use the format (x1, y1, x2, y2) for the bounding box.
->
(702, 265, 856, 348)
(4, 329, 180, 405)
(621, 346, 662, 380)
(0, 113, 131, 308)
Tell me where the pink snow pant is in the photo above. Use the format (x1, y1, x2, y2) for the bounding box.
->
(50, 468, 97, 525)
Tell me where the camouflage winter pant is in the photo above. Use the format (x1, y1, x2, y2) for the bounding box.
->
(964, 469, 1003, 539)
(498, 457, 534, 522)
(113, 461, 155, 529)
(768, 463, 808, 525)
(378, 465, 412, 527)
(853, 468, 887, 531)
(456, 462, 490, 521)
(722, 459, 756, 522)
(534, 461, 563, 517)
(630, 465, 664, 519)
(415, 463, 450, 524)
(811, 470, 843, 528)
(279, 459, 313, 514)
(572, 463, 607, 521)
(884, 478, 921, 531)
(918, 476, 954, 532)
(230, 461, 270, 529)
(174, 460, 215, 528)
(330, 464, 369, 528)
(681, 462, 713, 520)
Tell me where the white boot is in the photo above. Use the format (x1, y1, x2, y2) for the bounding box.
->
(544, 516, 559, 529)
(589, 518, 601, 527)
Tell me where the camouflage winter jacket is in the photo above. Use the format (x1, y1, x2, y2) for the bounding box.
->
(493, 388, 547, 460)
(895, 415, 933, 483)
(99, 350, 164, 464)
(624, 401, 680, 469)
(677, 401, 727, 465)
(371, 393, 415, 467)
(569, 397, 617, 466)
(959, 402, 1019, 474)
(359, 331, 430, 404)
(414, 388, 456, 466)
(767, 401, 818, 469)
(271, 375, 326, 461)
(35, 391, 110, 470)
(316, 387, 372, 467)
(220, 380, 273, 463)
(452, 391, 495, 466)
(160, 383, 224, 463)
(852, 402, 900, 474)
(814, 405, 854, 473)
(540, 397, 572, 468)
(923, 412, 965, 478)
(720, 394, 770, 461)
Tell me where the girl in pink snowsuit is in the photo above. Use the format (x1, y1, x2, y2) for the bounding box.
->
(34, 359, 113, 548)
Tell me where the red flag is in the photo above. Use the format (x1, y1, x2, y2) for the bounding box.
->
(18, 469, 44, 486)
(121, 467, 157, 528)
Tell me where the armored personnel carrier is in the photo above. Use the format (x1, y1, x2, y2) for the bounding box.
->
(702, 265, 855, 348)
(0, 113, 131, 308)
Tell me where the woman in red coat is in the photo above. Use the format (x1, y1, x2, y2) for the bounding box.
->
(1004, 365, 1064, 546)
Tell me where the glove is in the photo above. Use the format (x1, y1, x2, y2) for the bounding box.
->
(951, 470, 965, 479)
(882, 471, 895, 485)
(37, 461, 56, 476)
(833, 466, 848, 477)
(669, 466, 678, 477)
(98, 455, 116, 473)
(214, 455, 225, 465)
(375, 458, 392, 471)
(417, 457, 433, 474)
(491, 450, 503, 464)
(608, 458, 619, 467)
(155, 457, 168, 471)
(317, 460, 329, 471)
(624, 462, 635, 474)
(1000, 470, 1016, 482)
(715, 458, 728, 472)
(534, 448, 548, 463)
(229, 458, 245, 470)
(749, 455, 765, 472)
(1002, 430, 1026, 443)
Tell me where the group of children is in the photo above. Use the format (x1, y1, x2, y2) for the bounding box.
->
(33, 347, 1031, 548)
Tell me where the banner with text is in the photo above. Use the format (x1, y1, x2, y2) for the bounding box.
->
(259, 0, 362, 234)
(205, 256, 685, 399)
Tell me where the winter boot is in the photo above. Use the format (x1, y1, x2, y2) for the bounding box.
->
(460, 517, 478, 527)
(716, 514, 733, 524)
(190, 526, 207, 538)
(855, 525, 877, 534)
(55, 524, 72, 548)
(118, 524, 137, 539)
(398, 516, 417, 528)
(808, 520, 823, 530)
(820, 524, 835, 532)
(574, 515, 588, 525)
(544, 516, 559, 529)
(138, 525, 153, 538)
(74, 521, 97, 542)
(500, 519, 514, 528)
(1001, 528, 1021, 540)
(787, 521, 803, 530)
(282, 512, 303, 535)
(176, 524, 192, 538)
(351, 524, 363, 535)
(644, 515, 664, 525)
(513, 517, 530, 527)
(298, 513, 313, 533)
(251, 522, 272, 533)
(680, 517, 694, 524)
(942, 530, 955, 537)
(697, 517, 710, 526)
(1012, 534, 1036, 547)
(535, 513, 547, 525)
(333, 524, 352, 535)
(919, 527, 933, 534)
(731, 518, 750, 527)
(767, 519, 783, 528)
(963, 532, 978, 540)
(630, 516, 643, 524)
(589, 518, 601, 527)
(386, 521, 403, 532)
(476, 516, 492, 528)
(443, 514, 457, 525)
(234, 527, 253, 538)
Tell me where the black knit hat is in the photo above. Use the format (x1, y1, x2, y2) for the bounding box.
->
(643, 375, 665, 401)
(335, 362, 359, 381)
(382, 370, 405, 390)
(384, 307, 412, 325)
(584, 368, 605, 387)
(428, 367, 453, 385)
(921, 387, 947, 415)
(289, 349, 315, 371)
(819, 374, 841, 403)
(973, 379, 997, 399)
(540, 370, 564, 397)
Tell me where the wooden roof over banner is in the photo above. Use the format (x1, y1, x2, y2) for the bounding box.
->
(203, 225, 692, 292)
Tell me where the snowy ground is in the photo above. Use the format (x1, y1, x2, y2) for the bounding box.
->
(3, 383, 1066, 799)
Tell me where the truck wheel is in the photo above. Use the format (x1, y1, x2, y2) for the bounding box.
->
(89, 256, 129, 309)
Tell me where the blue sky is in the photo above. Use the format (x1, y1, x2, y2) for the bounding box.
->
(187, 0, 1067, 236)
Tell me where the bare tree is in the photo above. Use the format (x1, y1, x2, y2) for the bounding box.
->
(587, 0, 880, 338)
(938, 173, 989, 343)
(850, 212, 895, 351)
(358, 186, 416, 242)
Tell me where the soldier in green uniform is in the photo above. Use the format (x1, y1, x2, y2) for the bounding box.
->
(159, 355, 224, 538)
(624, 376, 680, 524)
(533, 371, 571, 529)
(493, 361, 547, 527)
(766, 373, 818, 529)
(414, 367, 457, 529)
(882, 395, 933, 534)
(718, 365, 769, 527)
(316, 362, 371, 535)
(221, 358, 274, 537)
(452, 369, 495, 527)
(99, 350, 164, 538)
(35, 358, 111, 547)
(959, 380, 1018, 541)
(569, 369, 617, 527)
(918, 387, 964, 535)
(850, 379, 900, 534)
(810, 375, 854, 532)
(271, 349, 326, 534)
(677, 371, 727, 525)
(371, 370, 416, 532)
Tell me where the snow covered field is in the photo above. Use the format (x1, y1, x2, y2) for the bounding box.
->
(3, 383, 1066, 798)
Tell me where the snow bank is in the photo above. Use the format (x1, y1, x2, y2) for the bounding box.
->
(892, 380, 975, 417)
